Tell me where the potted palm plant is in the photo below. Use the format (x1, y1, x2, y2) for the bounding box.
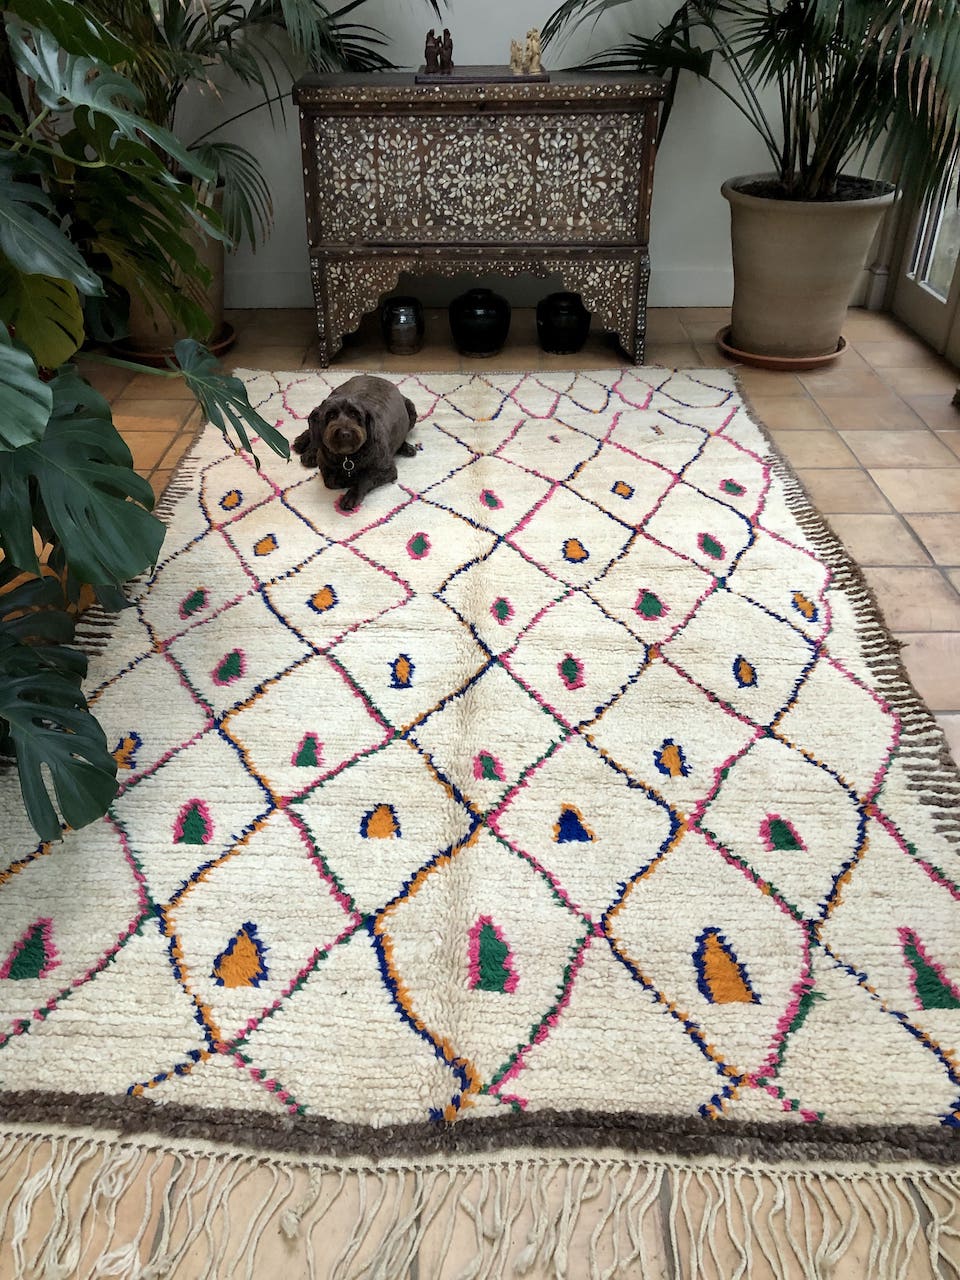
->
(83, 0, 443, 358)
(543, 0, 960, 366)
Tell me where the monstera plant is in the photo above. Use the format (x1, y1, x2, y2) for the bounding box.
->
(0, 3, 289, 842)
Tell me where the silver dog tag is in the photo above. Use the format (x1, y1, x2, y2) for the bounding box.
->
(342, 457, 355, 475)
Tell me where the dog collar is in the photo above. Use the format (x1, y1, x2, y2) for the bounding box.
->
(341, 456, 355, 475)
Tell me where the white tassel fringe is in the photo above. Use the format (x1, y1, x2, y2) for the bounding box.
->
(1, 1128, 958, 1279)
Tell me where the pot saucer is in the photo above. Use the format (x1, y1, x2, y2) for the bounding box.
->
(715, 327, 846, 371)
(110, 322, 237, 369)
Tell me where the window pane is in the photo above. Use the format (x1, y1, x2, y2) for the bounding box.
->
(915, 163, 960, 300)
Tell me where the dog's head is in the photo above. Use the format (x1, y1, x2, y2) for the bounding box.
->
(308, 396, 370, 457)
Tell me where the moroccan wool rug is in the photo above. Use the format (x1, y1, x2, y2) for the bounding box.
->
(2, 368, 959, 1276)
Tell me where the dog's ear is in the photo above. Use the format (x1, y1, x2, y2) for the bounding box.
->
(362, 408, 374, 434)
(307, 406, 324, 434)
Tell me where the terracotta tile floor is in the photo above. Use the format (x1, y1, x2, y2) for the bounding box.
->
(65, 305, 960, 1277)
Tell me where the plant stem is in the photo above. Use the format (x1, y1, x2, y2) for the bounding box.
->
(24, 105, 50, 137)
(81, 354, 182, 378)
(188, 89, 289, 146)
(0, 129, 109, 166)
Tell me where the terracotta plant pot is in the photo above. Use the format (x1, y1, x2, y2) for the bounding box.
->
(114, 186, 235, 366)
(721, 174, 896, 362)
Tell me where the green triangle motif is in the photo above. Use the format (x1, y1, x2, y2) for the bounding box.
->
(293, 734, 320, 768)
(2, 920, 55, 981)
(902, 930, 960, 1010)
(477, 924, 510, 992)
(179, 588, 207, 619)
(214, 650, 243, 684)
(174, 800, 212, 846)
(478, 753, 500, 780)
(470, 918, 517, 994)
(762, 816, 804, 851)
(770, 820, 800, 850)
(636, 590, 663, 619)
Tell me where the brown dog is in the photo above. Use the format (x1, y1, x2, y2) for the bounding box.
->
(292, 375, 418, 511)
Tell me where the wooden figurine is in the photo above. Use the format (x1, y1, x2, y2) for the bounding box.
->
(524, 28, 542, 76)
(510, 39, 523, 74)
(424, 29, 439, 74)
(439, 28, 454, 73)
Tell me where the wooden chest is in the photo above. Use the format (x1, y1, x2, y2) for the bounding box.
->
(293, 72, 665, 364)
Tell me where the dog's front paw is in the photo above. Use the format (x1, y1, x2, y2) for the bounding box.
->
(339, 487, 362, 512)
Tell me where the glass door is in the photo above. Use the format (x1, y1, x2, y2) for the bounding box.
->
(892, 162, 960, 366)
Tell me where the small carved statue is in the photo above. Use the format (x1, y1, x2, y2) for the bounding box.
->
(523, 27, 542, 76)
(424, 29, 439, 73)
(439, 27, 454, 73)
(510, 39, 523, 74)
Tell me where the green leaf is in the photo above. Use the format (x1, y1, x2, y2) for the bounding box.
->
(3, 0, 133, 64)
(7, 22, 214, 186)
(0, 322, 52, 450)
(0, 367, 165, 583)
(0, 266, 85, 367)
(174, 339, 290, 465)
(0, 601, 118, 841)
(0, 573, 72, 648)
(0, 171, 104, 296)
(189, 141, 274, 250)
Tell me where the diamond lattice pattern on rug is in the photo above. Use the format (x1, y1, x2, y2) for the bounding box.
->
(1, 368, 959, 1136)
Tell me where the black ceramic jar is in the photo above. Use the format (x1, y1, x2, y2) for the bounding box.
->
(380, 295, 425, 355)
(536, 292, 591, 354)
(448, 288, 511, 357)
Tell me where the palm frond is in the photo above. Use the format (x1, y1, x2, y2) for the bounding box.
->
(542, 0, 960, 201)
(190, 140, 274, 249)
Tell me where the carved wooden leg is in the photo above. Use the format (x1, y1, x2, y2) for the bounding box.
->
(309, 257, 334, 368)
(632, 255, 651, 365)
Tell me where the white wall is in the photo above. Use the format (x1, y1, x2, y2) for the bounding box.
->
(177, 0, 773, 309)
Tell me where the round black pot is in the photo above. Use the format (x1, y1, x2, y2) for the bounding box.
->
(448, 288, 511, 357)
(380, 295, 425, 355)
(536, 291, 591, 354)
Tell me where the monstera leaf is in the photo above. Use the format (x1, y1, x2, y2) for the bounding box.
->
(0, 266, 85, 368)
(0, 170, 104, 296)
(2, 0, 132, 63)
(175, 339, 290, 464)
(0, 323, 52, 449)
(0, 576, 117, 842)
(7, 23, 211, 184)
(0, 366, 164, 582)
